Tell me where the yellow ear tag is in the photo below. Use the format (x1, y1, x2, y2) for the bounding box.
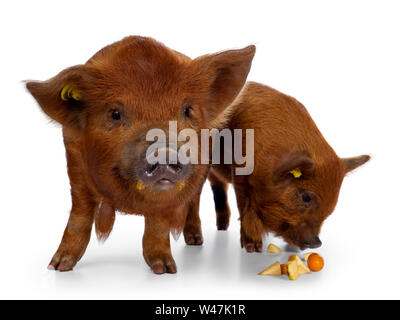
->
(61, 84, 81, 101)
(177, 181, 185, 190)
(289, 168, 302, 179)
(136, 180, 146, 190)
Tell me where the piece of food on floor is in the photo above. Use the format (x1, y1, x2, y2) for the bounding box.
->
(280, 263, 288, 275)
(303, 253, 312, 262)
(287, 261, 299, 280)
(258, 261, 282, 276)
(266, 243, 282, 253)
(307, 253, 324, 272)
(288, 254, 311, 274)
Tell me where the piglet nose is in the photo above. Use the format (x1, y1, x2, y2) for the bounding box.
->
(310, 236, 322, 248)
(300, 236, 322, 250)
(136, 148, 189, 185)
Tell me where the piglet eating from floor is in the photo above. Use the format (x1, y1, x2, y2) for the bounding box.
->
(200, 82, 370, 252)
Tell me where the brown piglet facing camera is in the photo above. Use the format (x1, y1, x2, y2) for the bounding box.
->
(26, 36, 255, 274)
(194, 82, 370, 252)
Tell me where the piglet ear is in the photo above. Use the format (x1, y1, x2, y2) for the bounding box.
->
(342, 155, 370, 174)
(190, 45, 256, 122)
(25, 65, 92, 129)
(272, 152, 316, 186)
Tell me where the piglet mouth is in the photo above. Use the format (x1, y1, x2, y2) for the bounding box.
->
(139, 178, 185, 191)
(136, 176, 186, 192)
(154, 178, 176, 190)
(158, 178, 173, 185)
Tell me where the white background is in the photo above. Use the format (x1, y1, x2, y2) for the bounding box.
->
(0, 0, 399, 299)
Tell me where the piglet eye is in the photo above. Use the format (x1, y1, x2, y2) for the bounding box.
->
(302, 193, 311, 203)
(298, 190, 317, 210)
(184, 106, 192, 118)
(111, 110, 121, 120)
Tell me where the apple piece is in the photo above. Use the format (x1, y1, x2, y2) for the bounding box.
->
(297, 262, 311, 275)
(288, 254, 302, 263)
(287, 261, 299, 280)
(267, 243, 282, 254)
(288, 255, 311, 274)
(258, 261, 282, 276)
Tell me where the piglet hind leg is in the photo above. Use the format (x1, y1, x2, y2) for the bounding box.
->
(183, 193, 204, 245)
(209, 172, 231, 230)
(143, 215, 177, 274)
(48, 194, 96, 271)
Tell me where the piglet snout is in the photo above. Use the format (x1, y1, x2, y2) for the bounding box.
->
(136, 147, 189, 185)
(300, 236, 322, 250)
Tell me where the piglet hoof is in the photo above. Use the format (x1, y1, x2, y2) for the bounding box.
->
(48, 251, 79, 272)
(147, 255, 177, 275)
(184, 231, 204, 246)
(216, 218, 230, 231)
(183, 225, 203, 246)
(241, 237, 263, 253)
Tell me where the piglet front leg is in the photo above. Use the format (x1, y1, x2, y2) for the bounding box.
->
(142, 214, 177, 274)
(48, 139, 98, 271)
(235, 185, 264, 253)
(183, 193, 204, 245)
(240, 222, 263, 253)
(48, 194, 96, 271)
